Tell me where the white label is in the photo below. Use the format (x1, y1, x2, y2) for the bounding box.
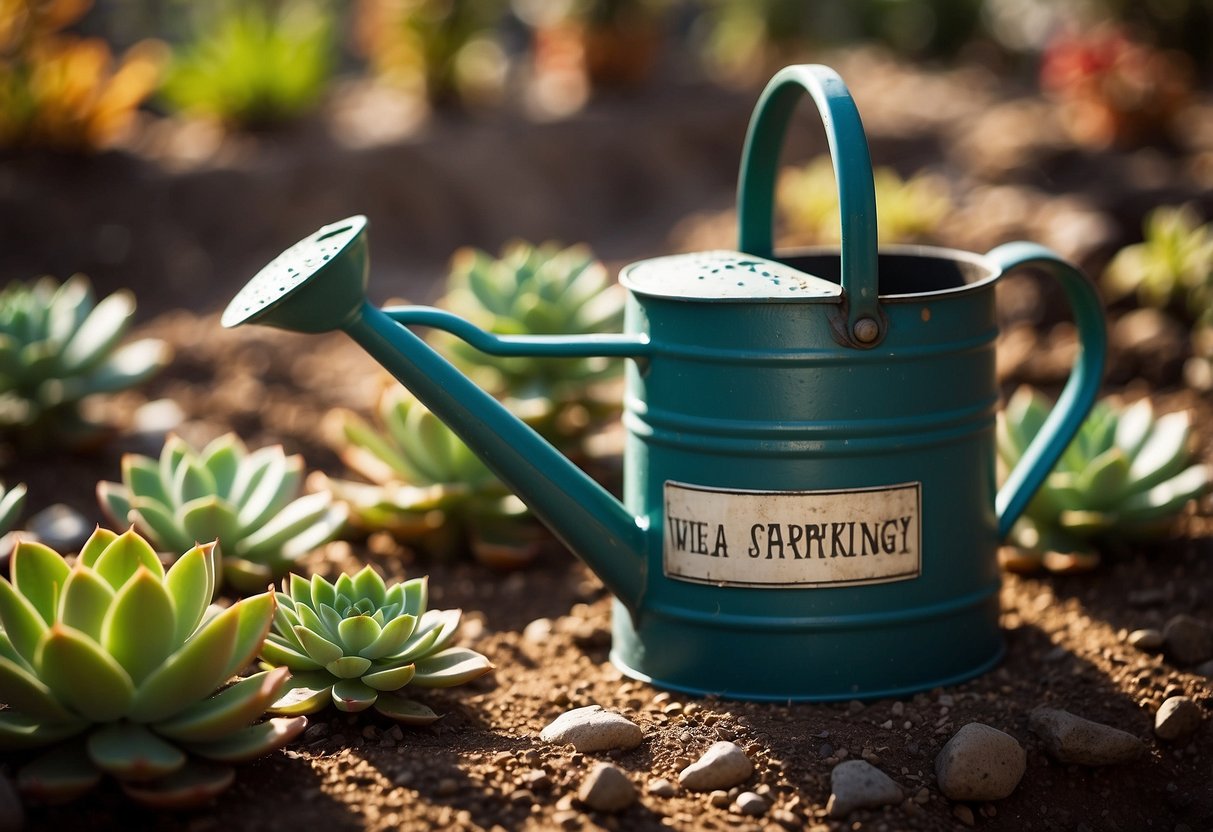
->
(663, 481, 921, 588)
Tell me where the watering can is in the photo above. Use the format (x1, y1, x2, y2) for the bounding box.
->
(224, 65, 1106, 701)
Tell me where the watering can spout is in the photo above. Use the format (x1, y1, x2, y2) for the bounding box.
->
(223, 217, 649, 610)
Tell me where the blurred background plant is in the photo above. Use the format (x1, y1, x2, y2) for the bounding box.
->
(998, 387, 1211, 574)
(777, 156, 953, 246)
(315, 386, 538, 568)
(158, 0, 336, 128)
(0, 275, 169, 448)
(0, 0, 166, 150)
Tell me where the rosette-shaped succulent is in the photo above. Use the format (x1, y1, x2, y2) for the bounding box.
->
(262, 566, 493, 723)
(436, 241, 625, 444)
(97, 433, 347, 593)
(0, 529, 305, 807)
(998, 387, 1211, 572)
(0, 275, 169, 445)
(315, 386, 538, 568)
(1104, 205, 1213, 320)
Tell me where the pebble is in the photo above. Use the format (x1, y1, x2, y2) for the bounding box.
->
(1154, 696, 1203, 741)
(1163, 615, 1213, 665)
(523, 618, 553, 643)
(771, 808, 803, 830)
(131, 398, 185, 435)
(1029, 708, 1146, 765)
(1193, 659, 1213, 678)
(708, 790, 730, 808)
(539, 706, 643, 752)
(734, 791, 769, 816)
(678, 741, 753, 791)
(0, 775, 23, 832)
(647, 778, 676, 797)
(577, 762, 636, 812)
(953, 804, 976, 826)
(27, 504, 91, 553)
(934, 723, 1025, 801)
(1127, 628, 1164, 651)
(826, 759, 903, 818)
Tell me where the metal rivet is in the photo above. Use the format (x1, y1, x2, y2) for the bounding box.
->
(853, 317, 880, 343)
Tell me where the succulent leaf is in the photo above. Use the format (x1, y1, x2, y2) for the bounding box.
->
(155, 668, 292, 743)
(0, 578, 49, 665)
(59, 566, 115, 641)
(119, 760, 235, 810)
(260, 636, 321, 671)
(182, 715, 306, 763)
(372, 694, 439, 725)
(165, 543, 218, 644)
(92, 529, 164, 588)
(40, 625, 135, 722)
(268, 672, 333, 715)
(130, 604, 239, 723)
(410, 647, 493, 688)
(11, 541, 70, 625)
(102, 567, 178, 685)
(0, 655, 75, 722)
(331, 678, 377, 712)
(78, 527, 121, 567)
(87, 722, 186, 781)
(361, 662, 415, 691)
(18, 742, 102, 803)
(294, 625, 344, 666)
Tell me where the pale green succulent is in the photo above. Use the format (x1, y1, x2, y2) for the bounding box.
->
(777, 155, 952, 246)
(436, 241, 625, 443)
(317, 386, 538, 568)
(0, 275, 170, 446)
(97, 433, 348, 593)
(1104, 205, 1213, 321)
(261, 566, 493, 723)
(0, 480, 26, 538)
(998, 387, 1211, 572)
(0, 529, 306, 808)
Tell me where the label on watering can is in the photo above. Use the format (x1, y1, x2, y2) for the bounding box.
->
(663, 481, 921, 588)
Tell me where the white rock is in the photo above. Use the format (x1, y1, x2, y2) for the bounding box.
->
(934, 723, 1026, 801)
(1155, 696, 1203, 741)
(27, 504, 91, 553)
(1029, 708, 1145, 765)
(734, 791, 769, 817)
(678, 741, 753, 791)
(1127, 628, 1164, 651)
(539, 706, 642, 752)
(826, 760, 903, 818)
(577, 762, 636, 812)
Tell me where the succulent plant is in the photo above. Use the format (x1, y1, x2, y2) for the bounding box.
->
(0, 528, 305, 807)
(1104, 205, 1213, 322)
(0, 275, 170, 446)
(98, 433, 347, 593)
(315, 386, 538, 568)
(261, 566, 493, 723)
(998, 387, 1211, 572)
(0, 481, 27, 537)
(777, 155, 952, 247)
(436, 241, 625, 444)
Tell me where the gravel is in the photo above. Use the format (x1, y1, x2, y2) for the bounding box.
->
(577, 762, 636, 812)
(678, 741, 754, 791)
(934, 723, 1026, 801)
(826, 759, 904, 818)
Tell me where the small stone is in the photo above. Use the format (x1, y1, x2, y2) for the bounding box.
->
(1155, 697, 1203, 741)
(953, 804, 975, 826)
(435, 778, 459, 797)
(826, 759, 903, 818)
(132, 398, 185, 435)
(678, 741, 753, 791)
(934, 723, 1026, 801)
(578, 762, 636, 812)
(27, 504, 91, 553)
(1127, 628, 1165, 651)
(647, 778, 676, 797)
(771, 808, 803, 830)
(709, 790, 730, 808)
(1163, 615, 1213, 665)
(0, 775, 24, 832)
(1029, 708, 1146, 765)
(523, 618, 553, 643)
(734, 791, 769, 816)
(540, 706, 643, 752)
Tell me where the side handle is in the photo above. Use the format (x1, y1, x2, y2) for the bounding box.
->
(989, 242, 1108, 539)
(383, 305, 651, 358)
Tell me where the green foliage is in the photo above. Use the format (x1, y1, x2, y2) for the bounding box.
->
(159, 0, 335, 127)
(437, 241, 625, 442)
(97, 433, 347, 594)
(261, 565, 493, 722)
(0, 275, 169, 447)
(0, 480, 26, 538)
(1104, 206, 1213, 323)
(998, 387, 1211, 572)
(0, 529, 305, 807)
(777, 156, 952, 247)
(318, 386, 536, 567)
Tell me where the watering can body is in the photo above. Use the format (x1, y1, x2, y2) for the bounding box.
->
(225, 65, 1106, 701)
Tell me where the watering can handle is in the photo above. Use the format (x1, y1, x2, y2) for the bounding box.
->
(988, 242, 1108, 539)
(737, 64, 882, 348)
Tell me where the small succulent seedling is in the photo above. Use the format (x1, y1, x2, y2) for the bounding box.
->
(436, 241, 625, 445)
(97, 433, 347, 593)
(0, 276, 170, 446)
(317, 386, 537, 567)
(0, 481, 27, 538)
(0, 529, 305, 807)
(998, 387, 1211, 572)
(1104, 205, 1213, 322)
(261, 566, 493, 723)
(777, 156, 951, 246)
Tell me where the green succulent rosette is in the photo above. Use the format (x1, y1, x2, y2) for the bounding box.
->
(262, 566, 493, 723)
(0, 529, 305, 807)
(98, 433, 348, 593)
(998, 387, 1211, 572)
(0, 275, 169, 446)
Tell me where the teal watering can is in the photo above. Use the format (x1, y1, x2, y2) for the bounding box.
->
(224, 65, 1106, 701)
